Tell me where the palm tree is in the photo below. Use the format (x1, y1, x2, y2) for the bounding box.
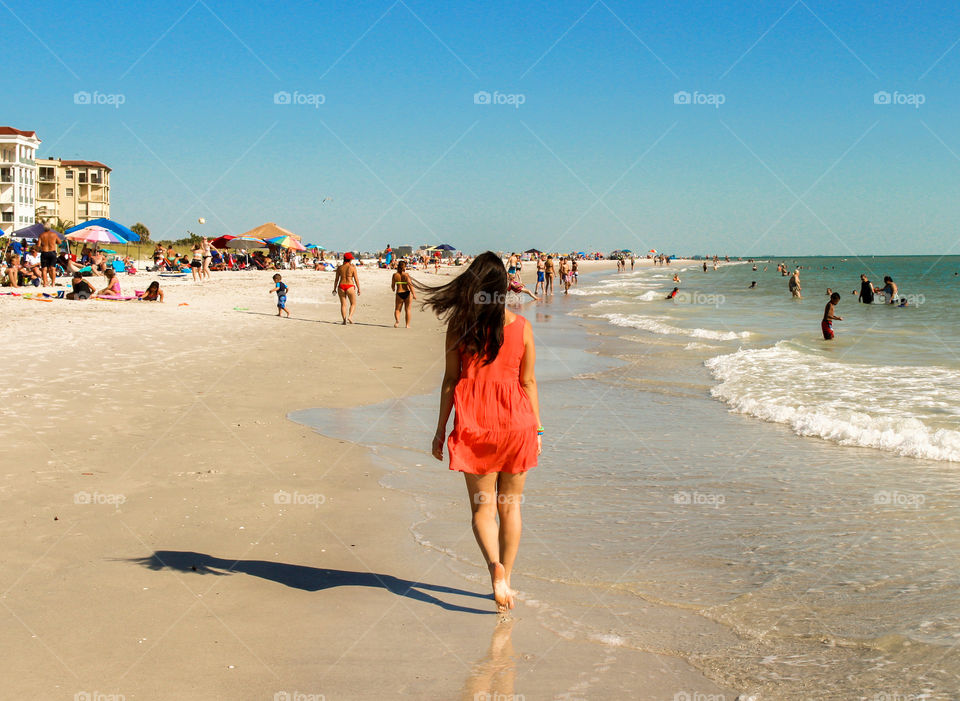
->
(131, 222, 151, 243)
(51, 217, 74, 233)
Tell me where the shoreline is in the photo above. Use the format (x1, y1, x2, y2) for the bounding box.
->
(2, 260, 733, 699)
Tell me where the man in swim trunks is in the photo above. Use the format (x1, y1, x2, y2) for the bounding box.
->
(38, 225, 60, 287)
(535, 255, 545, 296)
(822, 292, 842, 340)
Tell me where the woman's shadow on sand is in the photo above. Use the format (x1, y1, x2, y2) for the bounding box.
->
(129, 551, 495, 615)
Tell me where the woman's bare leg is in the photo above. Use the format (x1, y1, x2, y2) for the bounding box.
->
(347, 289, 357, 323)
(496, 472, 526, 598)
(464, 472, 511, 610)
(404, 297, 412, 327)
(338, 289, 349, 324)
(394, 297, 402, 327)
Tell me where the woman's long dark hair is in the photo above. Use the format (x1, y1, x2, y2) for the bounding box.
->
(415, 251, 507, 364)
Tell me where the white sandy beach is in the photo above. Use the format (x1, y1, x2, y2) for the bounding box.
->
(0, 258, 732, 700)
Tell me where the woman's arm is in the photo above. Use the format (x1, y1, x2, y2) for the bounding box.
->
(391, 273, 397, 292)
(519, 321, 542, 454)
(332, 266, 341, 294)
(353, 266, 360, 294)
(432, 326, 461, 460)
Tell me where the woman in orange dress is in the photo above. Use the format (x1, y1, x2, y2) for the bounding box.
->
(420, 251, 542, 612)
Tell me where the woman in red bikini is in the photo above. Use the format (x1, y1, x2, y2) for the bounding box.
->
(420, 251, 542, 612)
(333, 252, 360, 324)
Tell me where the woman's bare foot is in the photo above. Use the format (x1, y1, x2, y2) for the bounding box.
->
(394, 321, 399, 328)
(489, 562, 513, 611)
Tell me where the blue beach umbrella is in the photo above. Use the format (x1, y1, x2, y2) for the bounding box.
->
(65, 218, 140, 242)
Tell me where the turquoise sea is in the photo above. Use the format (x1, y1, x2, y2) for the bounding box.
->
(294, 256, 960, 699)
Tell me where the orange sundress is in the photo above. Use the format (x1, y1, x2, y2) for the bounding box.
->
(447, 315, 539, 474)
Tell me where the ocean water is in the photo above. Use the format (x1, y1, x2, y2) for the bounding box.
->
(292, 257, 960, 699)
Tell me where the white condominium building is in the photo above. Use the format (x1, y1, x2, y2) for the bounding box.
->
(0, 126, 41, 234)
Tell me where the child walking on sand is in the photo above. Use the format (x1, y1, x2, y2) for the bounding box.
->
(271, 273, 290, 317)
(419, 252, 542, 612)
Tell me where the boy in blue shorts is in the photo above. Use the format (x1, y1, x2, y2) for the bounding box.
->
(271, 273, 290, 317)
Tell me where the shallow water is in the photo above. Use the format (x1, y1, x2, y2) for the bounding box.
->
(292, 260, 960, 698)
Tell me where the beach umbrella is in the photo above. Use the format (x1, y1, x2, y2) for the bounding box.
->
(65, 218, 139, 242)
(3, 222, 46, 240)
(305, 243, 325, 250)
(100, 248, 117, 254)
(210, 235, 236, 249)
(266, 235, 307, 251)
(524, 248, 542, 254)
(434, 243, 456, 251)
(620, 249, 632, 253)
(66, 226, 129, 244)
(225, 235, 267, 249)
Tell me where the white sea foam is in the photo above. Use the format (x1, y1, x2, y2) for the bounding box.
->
(705, 343, 960, 462)
(601, 313, 750, 341)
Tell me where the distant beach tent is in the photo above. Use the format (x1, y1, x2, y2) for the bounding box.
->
(433, 243, 456, 251)
(65, 218, 140, 242)
(524, 248, 542, 254)
(66, 225, 130, 244)
(240, 222, 299, 242)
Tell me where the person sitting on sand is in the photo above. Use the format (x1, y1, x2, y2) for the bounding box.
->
(57, 251, 82, 276)
(66, 272, 96, 300)
(392, 260, 417, 328)
(90, 250, 107, 277)
(96, 268, 122, 297)
(333, 252, 360, 324)
(138, 281, 164, 302)
(420, 251, 542, 613)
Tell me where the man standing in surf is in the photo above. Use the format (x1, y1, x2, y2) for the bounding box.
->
(822, 292, 842, 340)
(420, 252, 542, 613)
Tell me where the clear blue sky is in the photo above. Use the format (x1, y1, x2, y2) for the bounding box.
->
(5, 0, 960, 254)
